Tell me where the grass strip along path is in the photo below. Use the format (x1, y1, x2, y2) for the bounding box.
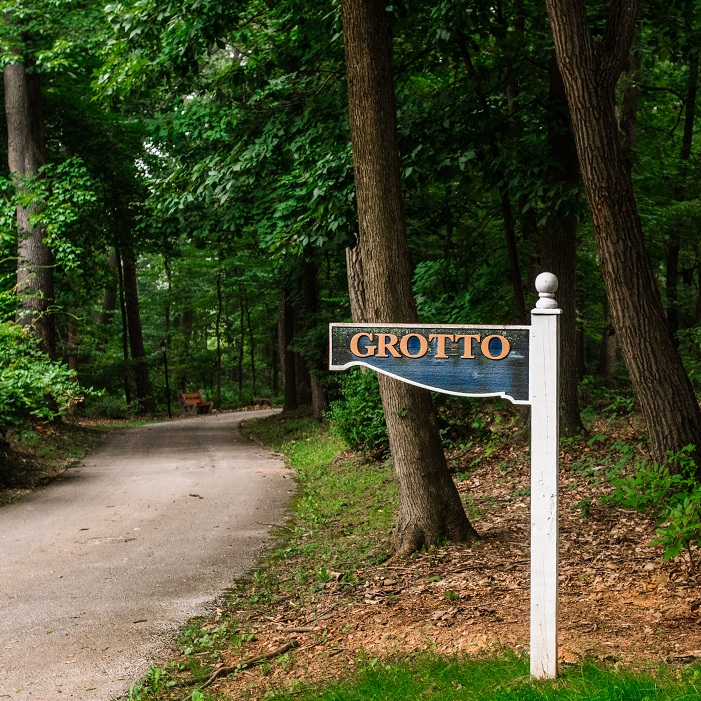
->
(126, 411, 701, 701)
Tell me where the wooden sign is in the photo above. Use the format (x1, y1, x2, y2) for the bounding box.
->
(329, 273, 561, 679)
(330, 324, 530, 404)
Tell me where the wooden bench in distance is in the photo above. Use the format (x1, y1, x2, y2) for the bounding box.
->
(178, 391, 214, 415)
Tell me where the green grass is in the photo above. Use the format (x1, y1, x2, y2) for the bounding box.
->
(267, 655, 701, 701)
(243, 414, 397, 573)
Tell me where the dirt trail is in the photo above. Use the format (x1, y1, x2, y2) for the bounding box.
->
(0, 410, 292, 700)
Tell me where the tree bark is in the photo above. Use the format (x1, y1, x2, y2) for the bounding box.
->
(246, 298, 257, 397)
(279, 291, 297, 412)
(99, 251, 119, 327)
(341, 0, 478, 554)
(239, 294, 245, 398)
(345, 244, 367, 323)
(271, 320, 280, 396)
(301, 253, 327, 420)
(545, 0, 701, 465)
(115, 249, 132, 405)
(215, 267, 223, 406)
(122, 248, 156, 414)
(618, 50, 641, 168)
(667, 47, 699, 344)
(4, 63, 55, 356)
(541, 56, 584, 436)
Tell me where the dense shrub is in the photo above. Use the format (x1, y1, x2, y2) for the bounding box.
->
(327, 368, 388, 453)
(0, 321, 85, 428)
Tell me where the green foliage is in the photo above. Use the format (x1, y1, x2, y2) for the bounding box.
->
(603, 446, 701, 567)
(0, 320, 85, 428)
(0, 158, 98, 272)
(328, 369, 388, 453)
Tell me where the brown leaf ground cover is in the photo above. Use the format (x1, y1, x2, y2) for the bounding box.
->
(188, 415, 701, 699)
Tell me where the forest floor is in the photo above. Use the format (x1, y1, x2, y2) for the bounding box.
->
(0, 419, 106, 506)
(178, 413, 701, 700)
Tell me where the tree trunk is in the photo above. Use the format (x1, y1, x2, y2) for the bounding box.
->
(4, 63, 55, 356)
(541, 56, 584, 436)
(100, 252, 119, 326)
(246, 298, 257, 397)
(215, 267, 223, 407)
(667, 48, 699, 344)
(341, 0, 478, 554)
(546, 0, 701, 465)
(346, 244, 367, 323)
(164, 256, 172, 341)
(122, 248, 156, 414)
(238, 295, 245, 398)
(598, 312, 620, 380)
(271, 321, 280, 396)
(618, 50, 641, 168)
(302, 253, 326, 420)
(116, 249, 132, 405)
(279, 291, 297, 412)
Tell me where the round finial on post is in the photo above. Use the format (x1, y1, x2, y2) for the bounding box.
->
(535, 272, 559, 309)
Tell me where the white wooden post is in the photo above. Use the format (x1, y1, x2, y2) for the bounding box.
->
(529, 272, 561, 679)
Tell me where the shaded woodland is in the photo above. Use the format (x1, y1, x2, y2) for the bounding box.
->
(2, 0, 701, 551)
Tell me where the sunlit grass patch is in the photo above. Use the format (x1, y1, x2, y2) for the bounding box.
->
(266, 654, 701, 701)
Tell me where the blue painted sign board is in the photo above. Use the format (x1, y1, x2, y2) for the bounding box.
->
(329, 323, 530, 404)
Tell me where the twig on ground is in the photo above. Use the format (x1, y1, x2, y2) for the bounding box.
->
(256, 521, 293, 532)
(199, 640, 298, 690)
(305, 602, 340, 625)
(279, 626, 318, 633)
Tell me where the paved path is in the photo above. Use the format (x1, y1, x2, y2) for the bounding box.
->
(0, 410, 292, 700)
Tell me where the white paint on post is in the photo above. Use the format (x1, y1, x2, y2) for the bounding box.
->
(529, 272, 561, 679)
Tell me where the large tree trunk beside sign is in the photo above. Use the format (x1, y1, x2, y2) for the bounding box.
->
(341, 0, 478, 554)
(545, 0, 701, 465)
(4, 63, 55, 356)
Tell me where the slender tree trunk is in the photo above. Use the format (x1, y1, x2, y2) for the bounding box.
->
(271, 321, 279, 396)
(215, 267, 223, 407)
(546, 0, 701, 465)
(246, 298, 257, 396)
(301, 253, 326, 420)
(667, 49, 699, 344)
(66, 314, 78, 375)
(4, 63, 55, 356)
(541, 56, 584, 436)
(279, 291, 297, 412)
(618, 50, 641, 168)
(341, 0, 478, 554)
(164, 256, 172, 342)
(96, 251, 119, 353)
(115, 249, 132, 405)
(122, 248, 156, 414)
(598, 311, 620, 380)
(100, 251, 119, 327)
(238, 294, 245, 399)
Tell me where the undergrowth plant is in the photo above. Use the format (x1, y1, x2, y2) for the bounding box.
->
(603, 445, 701, 569)
(327, 368, 387, 452)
